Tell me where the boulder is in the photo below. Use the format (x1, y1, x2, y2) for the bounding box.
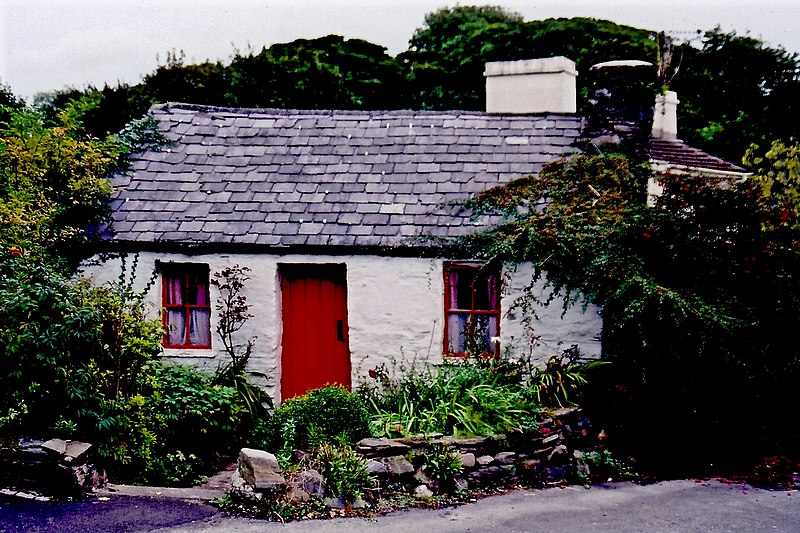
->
(295, 469, 325, 500)
(237, 448, 286, 491)
(383, 455, 415, 476)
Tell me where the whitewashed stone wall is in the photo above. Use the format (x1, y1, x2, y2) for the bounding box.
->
(82, 252, 601, 402)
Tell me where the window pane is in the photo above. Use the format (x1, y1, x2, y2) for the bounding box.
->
(447, 313, 468, 353)
(478, 315, 499, 353)
(449, 270, 475, 310)
(164, 274, 183, 305)
(186, 271, 208, 306)
(166, 309, 186, 345)
(474, 272, 498, 310)
(189, 309, 211, 346)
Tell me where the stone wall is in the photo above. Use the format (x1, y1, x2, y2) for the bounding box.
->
(0, 439, 105, 500)
(230, 407, 605, 507)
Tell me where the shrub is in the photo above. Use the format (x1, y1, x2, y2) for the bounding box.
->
(422, 442, 464, 494)
(309, 442, 373, 503)
(262, 386, 371, 455)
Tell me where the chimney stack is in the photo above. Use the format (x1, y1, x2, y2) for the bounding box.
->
(583, 59, 657, 158)
(652, 90, 679, 140)
(484, 57, 577, 114)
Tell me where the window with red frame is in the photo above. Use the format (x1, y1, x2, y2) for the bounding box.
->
(161, 264, 211, 349)
(444, 264, 501, 356)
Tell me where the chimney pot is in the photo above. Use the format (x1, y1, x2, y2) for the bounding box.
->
(484, 57, 577, 114)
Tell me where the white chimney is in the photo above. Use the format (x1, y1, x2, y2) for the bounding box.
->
(484, 57, 577, 114)
(652, 90, 679, 140)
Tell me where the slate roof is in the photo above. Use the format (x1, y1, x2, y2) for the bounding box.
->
(110, 103, 582, 250)
(650, 139, 746, 174)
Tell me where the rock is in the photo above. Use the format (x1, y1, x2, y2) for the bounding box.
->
(285, 482, 311, 503)
(42, 439, 68, 455)
(550, 407, 580, 419)
(476, 455, 495, 466)
(460, 452, 476, 469)
(547, 445, 569, 461)
(494, 452, 516, 465)
(383, 455, 415, 476)
(365, 459, 388, 475)
(350, 498, 369, 509)
(237, 448, 285, 491)
(296, 469, 326, 499)
(413, 468, 433, 486)
(467, 466, 503, 486)
(531, 447, 555, 458)
(325, 497, 347, 509)
(229, 470, 260, 502)
(441, 437, 488, 455)
(356, 438, 411, 457)
(413, 484, 434, 499)
(454, 475, 469, 491)
(65, 441, 92, 463)
(542, 433, 561, 444)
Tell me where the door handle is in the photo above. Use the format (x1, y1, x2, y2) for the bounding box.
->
(336, 320, 344, 342)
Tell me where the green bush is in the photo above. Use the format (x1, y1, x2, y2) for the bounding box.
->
(262, 386, 371, 455)
(310, 442, 373, 503)
(422, 442, 464, 494)
(361, 355, 540, 438)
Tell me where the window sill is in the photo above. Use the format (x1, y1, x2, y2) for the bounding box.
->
(163, 347, 217, 359)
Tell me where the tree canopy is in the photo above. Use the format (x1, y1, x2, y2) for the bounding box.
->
(25, 7, 799, 163)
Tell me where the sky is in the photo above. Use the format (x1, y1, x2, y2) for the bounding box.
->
(1, 0, 799, 100)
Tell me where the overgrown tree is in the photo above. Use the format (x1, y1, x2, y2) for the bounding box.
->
(671, 28, 800, 161)
(459, 150, 800, 475)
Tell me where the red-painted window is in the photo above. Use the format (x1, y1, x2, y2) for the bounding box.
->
(444, 264, 500, 356)
(162, 264, 211, 349)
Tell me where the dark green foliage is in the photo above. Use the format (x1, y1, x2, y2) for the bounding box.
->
(361, 355, 540, 438)
(463, 151, 800, 475)
(671, 28, 800, 162)
(228, 35, 408, 110)
(263, 386, 371, 455)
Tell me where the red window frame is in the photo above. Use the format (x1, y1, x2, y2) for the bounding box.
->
(443, 263, 501, 357)
(161, 264, 212, 349)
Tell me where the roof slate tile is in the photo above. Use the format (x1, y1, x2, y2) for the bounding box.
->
(109, 103, 585, 247)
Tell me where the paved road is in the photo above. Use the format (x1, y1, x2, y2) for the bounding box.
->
(2, 480, 798, 532)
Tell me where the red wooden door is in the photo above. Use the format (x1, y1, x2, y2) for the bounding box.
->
(280, 264, 350, 400)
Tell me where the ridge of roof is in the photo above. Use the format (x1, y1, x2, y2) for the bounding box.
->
(650, 138, 746, 174)
(153, 102, 578, 118)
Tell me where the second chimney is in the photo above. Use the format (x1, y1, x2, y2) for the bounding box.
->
(652, 90, 679, 140)
(484, 57, 577, 114)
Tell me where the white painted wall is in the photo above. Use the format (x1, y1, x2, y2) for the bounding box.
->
(81, 252, 602, 402)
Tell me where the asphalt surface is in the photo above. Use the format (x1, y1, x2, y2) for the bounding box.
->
(2, 480, 798, 532)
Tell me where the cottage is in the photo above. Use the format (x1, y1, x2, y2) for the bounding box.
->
(84, 56, 742, 401)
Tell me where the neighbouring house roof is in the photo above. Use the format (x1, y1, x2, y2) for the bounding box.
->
(650, 138, 746, 175)
(109, 103, 581, 251)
